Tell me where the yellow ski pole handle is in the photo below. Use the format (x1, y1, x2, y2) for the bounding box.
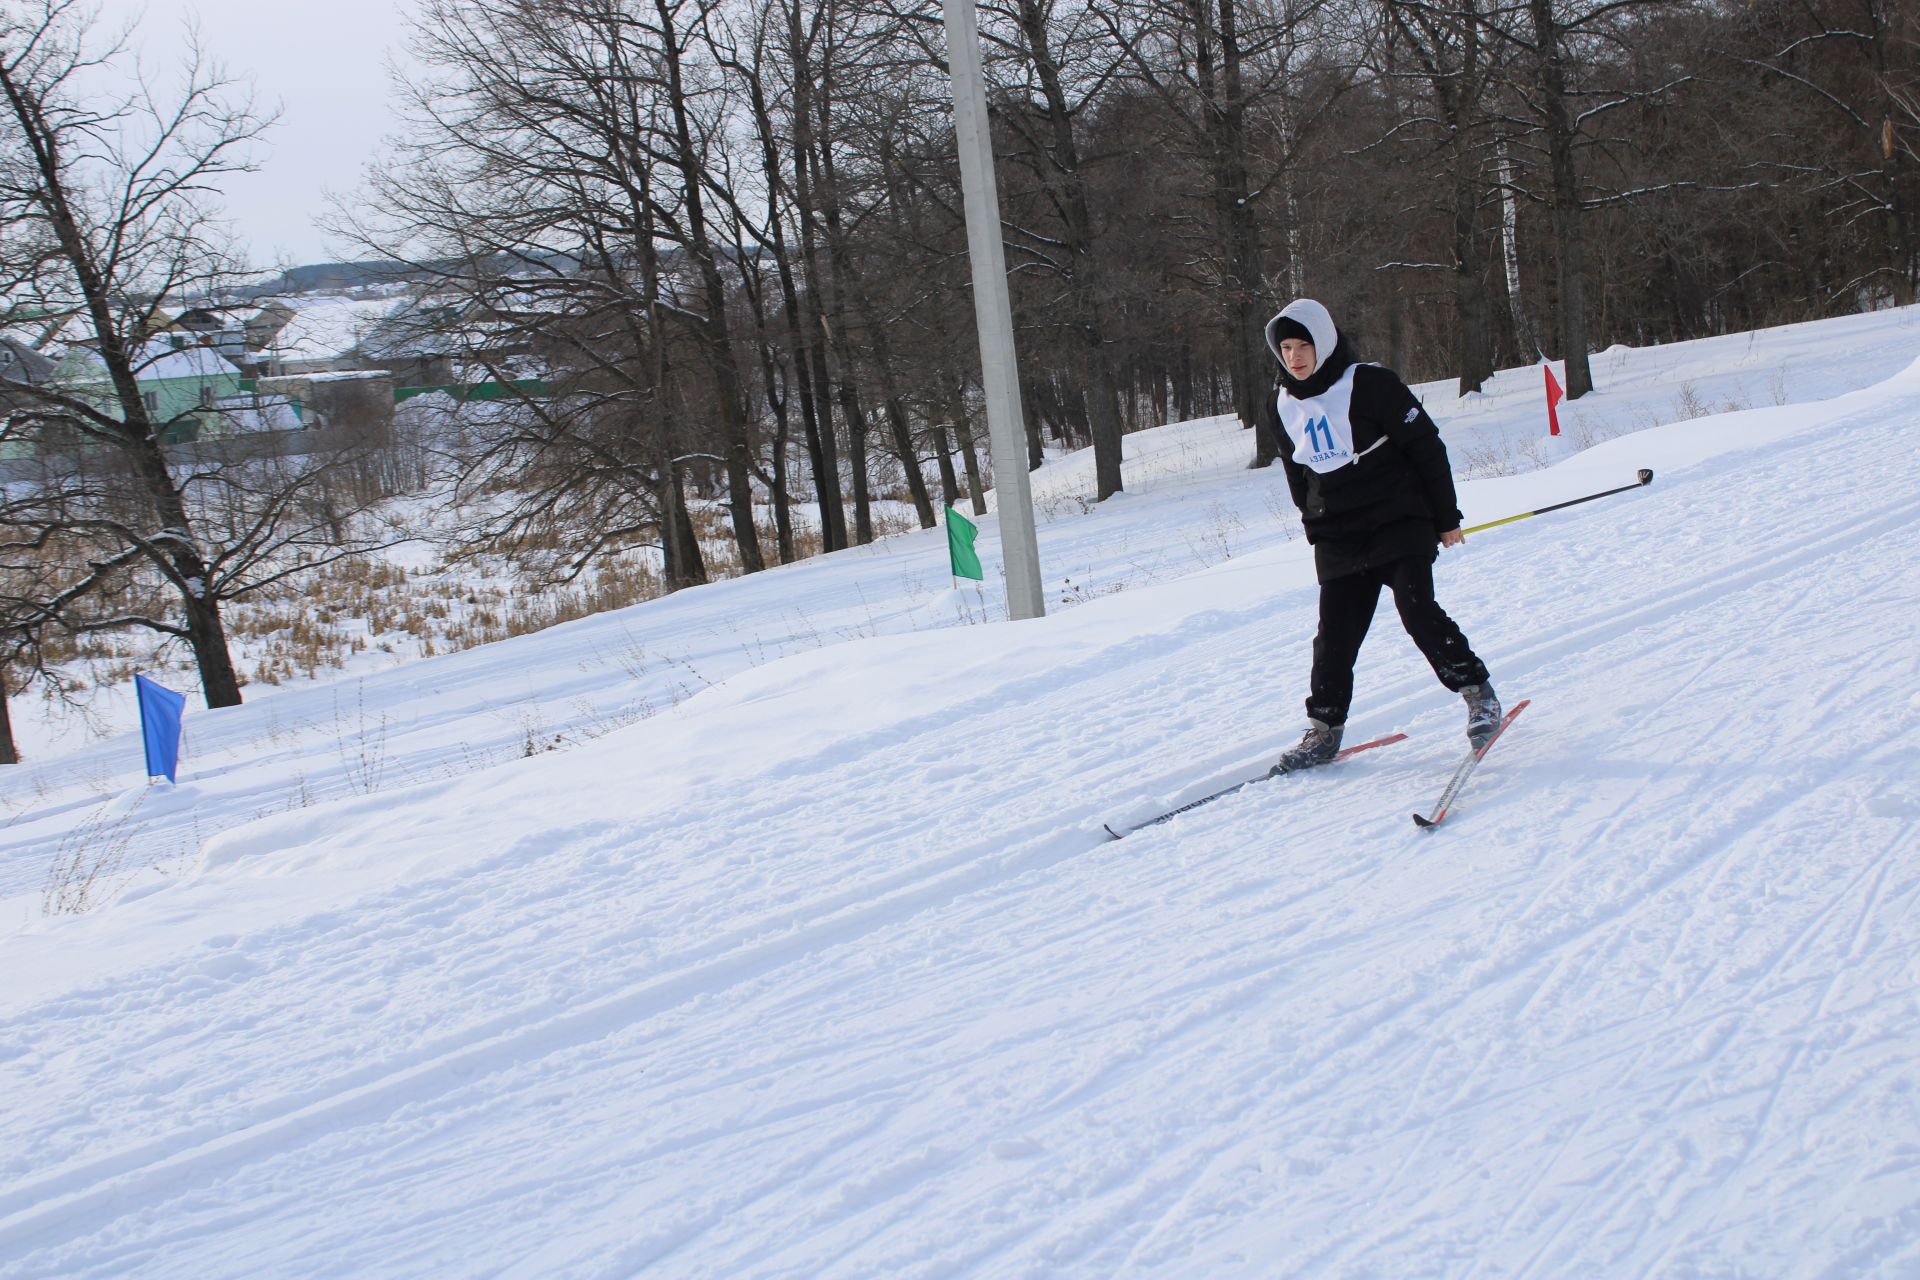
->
(1463, 511, 1534, 535)
(1462, 468, 1653, 536)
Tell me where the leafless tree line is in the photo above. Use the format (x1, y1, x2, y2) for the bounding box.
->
(346, 0, 1913, 565)
(1, 0, 1912, 752)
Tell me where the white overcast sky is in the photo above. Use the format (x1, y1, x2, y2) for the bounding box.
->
(95, 0, 421, 268)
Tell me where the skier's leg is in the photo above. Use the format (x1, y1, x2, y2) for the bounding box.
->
(1385, 557, 1489, 692)
(1387, 557, 1502, 745)
(1306, 570, 1383, 727)
(1276, 572, 1384, 772)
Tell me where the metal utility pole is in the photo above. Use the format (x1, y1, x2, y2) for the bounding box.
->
(941, 0, 1045, 621)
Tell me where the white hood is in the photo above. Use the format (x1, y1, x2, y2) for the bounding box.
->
(1263, 298, 1339, 374)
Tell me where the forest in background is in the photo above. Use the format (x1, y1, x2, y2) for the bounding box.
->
(345, 0, 1913, 561)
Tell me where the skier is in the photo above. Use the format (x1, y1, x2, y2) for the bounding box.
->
(1261, 298, 1500, 771)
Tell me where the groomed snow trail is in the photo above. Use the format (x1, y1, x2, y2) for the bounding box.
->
(3, 359, 1919, 1276)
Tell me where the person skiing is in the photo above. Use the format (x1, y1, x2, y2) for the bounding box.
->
(1261, 298, 1500, 772)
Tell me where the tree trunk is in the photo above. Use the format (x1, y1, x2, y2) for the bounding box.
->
(1451, 146, 1495, 395)
(1530, 0, 1594, 399)
(831, 356, 875, 543)
(933, 425, 959, 508)
(640, 223, 707, 592)
(1869, 5, 1918, 304)
(1496, 139, 1536, 355)
(125, 441, 244, 707)
(760, 355, 797, 563)
(880, 395, 936, 528)
(664, 460, 707, 589)
(1014, 0, 1126, 500)
(788, 316, 845, 552)
(740, 54, 845, 553)
(1194, 0, 1279, 465)
(791, 262, 845, 541)
(1452, 7, 1496, 394)
(0, 671, 18, 765)
(783, 7, 851, 553)
(653, 0, 764, 572)
(946, 380, 988, 515)
(182, 588, 244, 708)
(811, 135, 932, 529)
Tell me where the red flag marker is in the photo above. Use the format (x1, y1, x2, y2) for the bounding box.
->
(1543, 361, 1565, 436)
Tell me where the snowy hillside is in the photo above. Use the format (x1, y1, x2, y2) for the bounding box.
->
(3, 309, 1919, 1277)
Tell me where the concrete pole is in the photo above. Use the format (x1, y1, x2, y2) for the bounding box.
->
(942, 0, 1045, 621)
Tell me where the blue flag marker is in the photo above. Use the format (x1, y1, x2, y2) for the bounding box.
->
(134, 674, 186, 783)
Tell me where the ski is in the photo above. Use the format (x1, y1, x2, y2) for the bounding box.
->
(1411, 699, 1530, 830)
(1104, 731, 1408, 840)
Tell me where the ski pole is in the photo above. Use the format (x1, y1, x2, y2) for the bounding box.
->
(1464, 468, 1653, 535)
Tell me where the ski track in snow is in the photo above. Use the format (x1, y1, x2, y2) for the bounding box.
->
(3, 320, 1920, 1276)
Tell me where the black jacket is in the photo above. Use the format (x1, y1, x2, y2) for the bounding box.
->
(1262, 345, 1464, 582)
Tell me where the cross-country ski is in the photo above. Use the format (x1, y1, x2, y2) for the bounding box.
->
(1412, 699, 1531, 829)
(1103, 731, 1408, 839)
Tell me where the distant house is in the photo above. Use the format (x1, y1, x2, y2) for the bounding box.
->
(2, 319, 314, 471)
(40, 341, 301, 446)
(158, 307, 252, 367)
(360, 289, 561, 400)
(15, 282, 558, 448)
(257, 369, 393, 441)
(246, 302, 298, 351)
(256, 294, 410, 377)
(130, 341, 250, 442)
(0, 336, 60, 414)
(356, 296, 465, 388)
(0, 336, 63, 460)
(173, 281, 566, 403)
(155, 303, 298, 378)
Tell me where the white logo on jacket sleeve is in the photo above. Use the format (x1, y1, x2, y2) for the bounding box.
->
(1405, 406, 1420, 423)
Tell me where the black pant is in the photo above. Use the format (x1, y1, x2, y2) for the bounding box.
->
(1307, 556, 1489, 727)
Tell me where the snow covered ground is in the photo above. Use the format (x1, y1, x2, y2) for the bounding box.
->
(3, 308, 1919, 1276)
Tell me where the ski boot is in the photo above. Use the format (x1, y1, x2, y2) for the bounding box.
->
(1462, 682, 1502, 752)
(1272, 718, 1343, 775)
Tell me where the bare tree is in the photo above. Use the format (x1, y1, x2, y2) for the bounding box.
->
(1095, 0, 1341, 465)
(643, 0, 768, 569)
(1377, 0, 1507, 393)
(1, 0, 394, 708)
(985, 0, 1132, 499)
(350, 0, 786, 589)
(1726, 0, 1918, 306)
(711, 0, 851, 552)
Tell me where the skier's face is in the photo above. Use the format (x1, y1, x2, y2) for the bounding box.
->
(1280, 338, 1317, 379)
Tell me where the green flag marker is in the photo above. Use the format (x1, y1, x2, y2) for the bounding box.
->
(946, 505, 984, 581)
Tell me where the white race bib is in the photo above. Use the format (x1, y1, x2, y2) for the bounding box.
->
(1277, 364, 1364, 474)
